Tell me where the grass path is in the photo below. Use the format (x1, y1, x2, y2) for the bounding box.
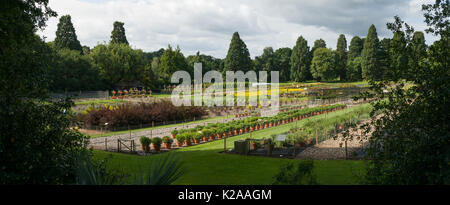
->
(93, 104, 369, 185)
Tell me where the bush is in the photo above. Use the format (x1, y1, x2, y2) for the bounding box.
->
(152, 137, 162, 146)
(139, 136, 151, 146)
(272, 160, 318, 185)
(162, 136, 173, 145)
(78, 100, 206, 128)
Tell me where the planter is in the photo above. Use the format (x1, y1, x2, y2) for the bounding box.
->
(184, 141, 192, 146)
(234, 130, 238, 135)
(209, 136, 216, 141)
(194, 139, 200, 144)
(202, 137, 208, 142)
(163, 143, 172, 150)
(152, 144, 161, 152)
(176, 141, 182, 147)
(144, 145, 150, 153)
(171, 134, 176, 139)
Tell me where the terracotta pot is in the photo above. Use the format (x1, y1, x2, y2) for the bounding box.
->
(176, 141, 182, 147)
(209, 136, 215, 141)
(171, 134, 176, 139)
(234, 130, 238, 135)
(264, 124, 268, 128)
(250, 127, 254, 131)
(141, 145, 146, 151)
(202, 137, 208, 142)
(194, 139, 200, 144)
(228, 131, 233, 136)
(152, 144, 161, 152)
(144, 145, 150, 153)
(184, 141, 192, 146)
(239, 129, 243, 134)
(163, 143, 172, 150)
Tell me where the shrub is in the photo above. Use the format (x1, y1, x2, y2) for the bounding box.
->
(78, 100, 206, 128)
(171, 130, 178, 135)
(152, 137, 162, 146)
(272, 160, 318, 185)
(139, 136, 151, 146)
(162, 136, 173, 145)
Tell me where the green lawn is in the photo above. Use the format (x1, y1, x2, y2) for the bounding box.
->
(93, 105, 369, 185)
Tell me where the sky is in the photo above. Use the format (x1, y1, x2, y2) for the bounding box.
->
(38, 0, 438, 58)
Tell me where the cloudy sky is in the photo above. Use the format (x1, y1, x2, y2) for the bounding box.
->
(38, 0, 437, 58)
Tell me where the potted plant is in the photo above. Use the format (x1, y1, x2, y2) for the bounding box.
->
(139, 136, 151, 153)
(152, 137, 162, 152)
(249, 139, 259, 150)
(193, 132, 202, 144)
(176, 134, 185, 147)
(184, 133, 193, 146)
(171, 129, 178, 139)
(162, 136, 173, 149)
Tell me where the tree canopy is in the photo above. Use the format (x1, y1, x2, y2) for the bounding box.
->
(224, 32, 252, 72)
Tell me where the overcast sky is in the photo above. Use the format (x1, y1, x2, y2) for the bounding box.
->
(38, 0, 437, 58)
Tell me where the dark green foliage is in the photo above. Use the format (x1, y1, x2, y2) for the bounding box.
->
(408, 31, 427, 76)
(311, 39, 326, 54)
(54, 15, 82, 52)
(186, 51, 223, 75)
(273, 47, 292, 82)
(1, 1, 90, 184)
(159, 45, 189, 83)
(336, 34, 348, 81)
(311, 48, 336, 81)
(360, 0, 449, 184)
(253, 47, 275, 73)
(49, 48, 106, 91)
(110, 21, 129, 45)
(90, 43, 149, 88)
(272, 161, 318, 185)
(75, 151, 184, 185)
(290, 36, 311, 82)
(361, 24, 381, 80)
(378, 38, 391, 80)
(224, 32, 252, 72)
(348, 36, 364, 60)
(346, 36, 364, 81)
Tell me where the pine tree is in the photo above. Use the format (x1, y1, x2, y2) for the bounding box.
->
(361, 24, 380, 80)
(336, 34, 348, 81)
(408, 31, 427, 74)
(110, 21, 129, 45)
(54, 15, 82, 52)
(224, 32, 252, 72)
(311, 48, 336, 81)
(389, 31, 408, 80)
(346, 36, 364, 81)
(348, 36, 363, 60)
(290, 36, 311, 82)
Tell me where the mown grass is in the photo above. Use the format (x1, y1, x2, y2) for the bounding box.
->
(93, 104, 370, 185)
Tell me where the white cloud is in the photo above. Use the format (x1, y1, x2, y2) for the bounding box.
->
(38, 0, 437, 58)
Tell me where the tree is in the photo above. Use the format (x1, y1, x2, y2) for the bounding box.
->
(54, 15, 82, 52)
(336, 34, 348, 81)
(224, 32, 252, 72)
(254, 47, 275, 73)
(361, 24, 381, 80)
(159, 45, 189, 83)
(346, 36, 364, 81)
(273, 47, 292, 82)
(49, 48, 106, 91)
(110, 21, 129, 45)
(90, 43, 148, 87)
(408, 31, 427, 76)
(379, 38, 391, 80)
(310, 48, 336, 81)
(1, 0, 88, 184)
(186, 51, 223, 76)
(290, 36, 311, 82)
(311, 39, 326, 54)
(358, 0, 449, 185)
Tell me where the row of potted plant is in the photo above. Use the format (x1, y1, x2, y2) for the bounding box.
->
(139, 136, 174, 152)
(169, 104, 347, 148)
